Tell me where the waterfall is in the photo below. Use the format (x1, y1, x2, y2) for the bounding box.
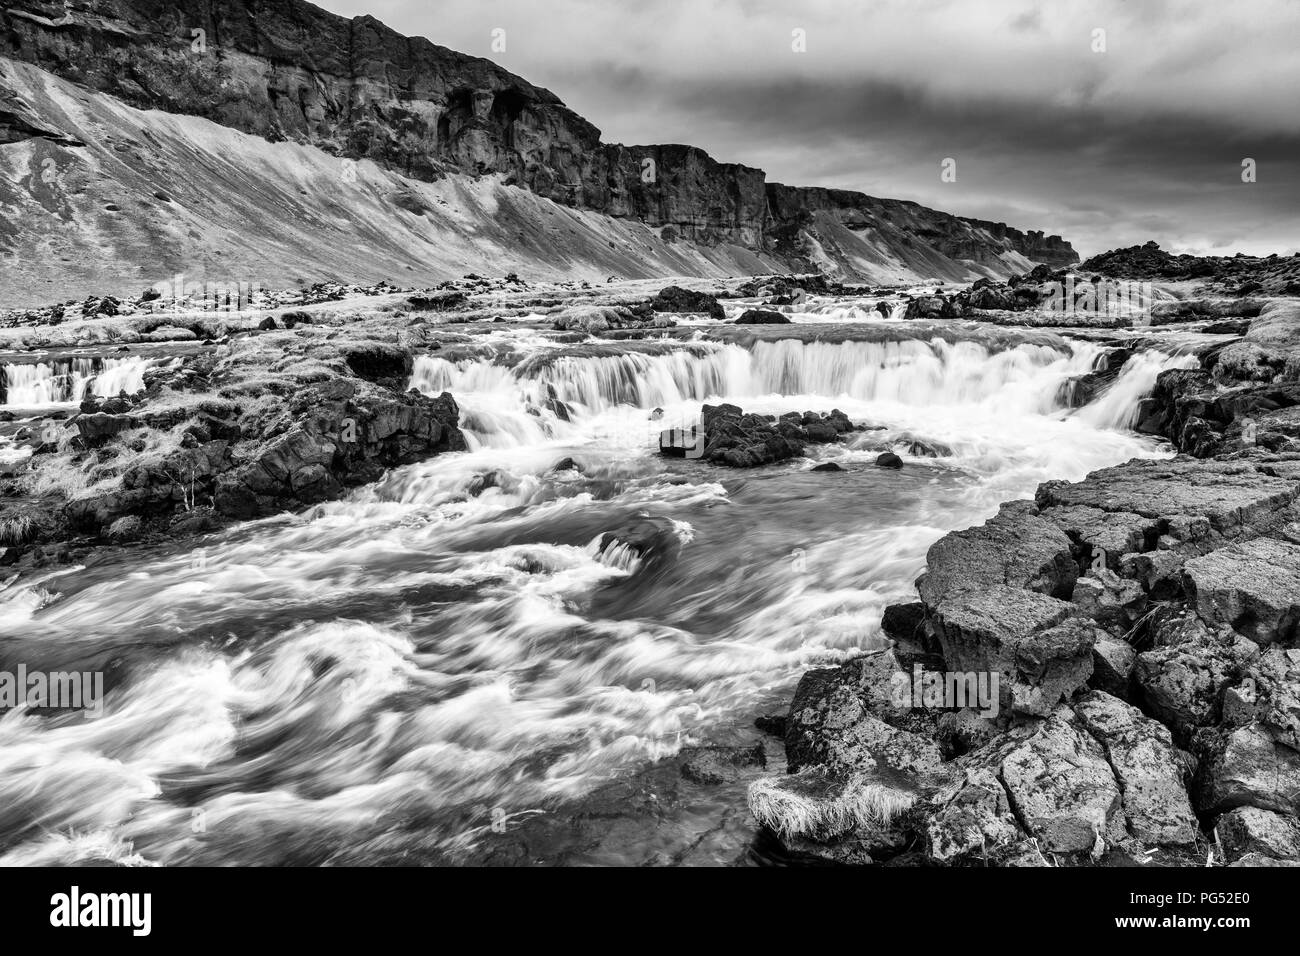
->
(1, 357, 150, 407)
(1072, 350, 1199, 430)
(409, 336, 1193, 450)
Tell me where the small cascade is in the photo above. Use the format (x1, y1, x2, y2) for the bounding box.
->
(0, 356, 150, 407)
(1072, 350, 1199, 430)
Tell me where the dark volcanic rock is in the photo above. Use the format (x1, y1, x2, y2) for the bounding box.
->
(649, 286, 725, 320)
(212, 383, 464, 518)
(666, 403, 854, 468)
(1083, 241, 1300, 296)
(902, 295, 958, 320)
(734, 309, 791, 325)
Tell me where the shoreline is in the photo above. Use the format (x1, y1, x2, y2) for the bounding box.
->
(749, 298, 1300, 867)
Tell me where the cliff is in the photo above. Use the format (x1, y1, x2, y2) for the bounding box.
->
(0, 0, 1077, 295)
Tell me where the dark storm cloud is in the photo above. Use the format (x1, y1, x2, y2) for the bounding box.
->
(320, 0, 1300, 256)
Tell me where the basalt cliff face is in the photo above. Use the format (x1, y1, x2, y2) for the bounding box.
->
(0, 0, 1076, 300)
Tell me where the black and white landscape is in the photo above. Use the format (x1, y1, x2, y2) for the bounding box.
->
(1, 0, 1299, 878)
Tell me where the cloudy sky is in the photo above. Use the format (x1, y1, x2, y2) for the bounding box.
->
(319, 0, 1299, 258)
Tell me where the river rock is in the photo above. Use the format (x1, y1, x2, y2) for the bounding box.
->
(213, 382, 464, 519)
(733, 309, 791, 325)
(918, 511, 1078, 608)
(1071, 571, 1148, 632)
(1234, 648, 1300, 752)
(1090, 637, 1137, 698)
(903, 295, 958, 320)
(649, 286, 725, 320)
(784, 652, 930, 776)
(1135, 632, 1258, 736)
(1073, 691, 1198, 846)
(1183, 537, 1300, 644)
(1215, 806, 1300, 862)
(925, 760, 1026, 863)
(1201, 724, 1300, 815)
(678, 744, 766, 785)
(928, 585, 1087, 716)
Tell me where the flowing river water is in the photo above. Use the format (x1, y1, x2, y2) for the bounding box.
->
(0, 310, 1204, 866)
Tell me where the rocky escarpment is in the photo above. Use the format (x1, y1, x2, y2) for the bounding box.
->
(749, 298, 1300, 867)
(1083, 242, 1300, 297)
(767, 186, 1077, 281)
(0, 0, 1075, 282)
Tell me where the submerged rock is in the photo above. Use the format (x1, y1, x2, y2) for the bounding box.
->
(678, 744, 766, 785)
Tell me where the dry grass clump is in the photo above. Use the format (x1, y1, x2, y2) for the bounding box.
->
(748, 767, 918, 840)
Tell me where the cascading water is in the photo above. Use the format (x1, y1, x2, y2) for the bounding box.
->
(0, 356, 150, 407)
(0, 324, 1194, 867)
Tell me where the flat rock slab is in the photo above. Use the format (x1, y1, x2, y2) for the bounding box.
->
(931, 585, 1083, 715)
(918, 512, 1077, 608)
(1184, 537, 1300, 644)
(1040, 504, 1158, 567)
(1036, 458, 1297, 535)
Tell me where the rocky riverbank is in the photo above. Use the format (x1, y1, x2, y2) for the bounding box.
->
(748, 298, 1300, 867)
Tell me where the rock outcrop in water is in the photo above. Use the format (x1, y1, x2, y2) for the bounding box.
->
(752, 296, 1300, 867)
(0, 0, 1076, 302)
(659, 403, 855, 468)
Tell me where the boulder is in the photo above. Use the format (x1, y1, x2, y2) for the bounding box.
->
(1090, 637, 1137, 699)
(929, 586, 1086, 717)
(917, 512, 1077, 608)
(1201, 724, 1300, 815)
(1135, 633, 1257, 736)
(784, 652, 924, 776)
(1215, 806, 1300, 862)
(1071, 571, 1148, 632)
(734, 309, 791, 325)
(1183, 537, 1300, 644)
(1234, 648, 1300, 752)
(903, 296, 958, 320)
(998, 709, 1125, 855)
(926, 761, 1025, 863)
(648, 286, 725, 320)
(1073, 692, 1198, 846)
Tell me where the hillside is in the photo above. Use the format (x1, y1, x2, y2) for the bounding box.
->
(0, 0, 1077, 306)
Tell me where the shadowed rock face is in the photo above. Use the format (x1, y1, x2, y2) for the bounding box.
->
(0, 0, 1076, 279)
